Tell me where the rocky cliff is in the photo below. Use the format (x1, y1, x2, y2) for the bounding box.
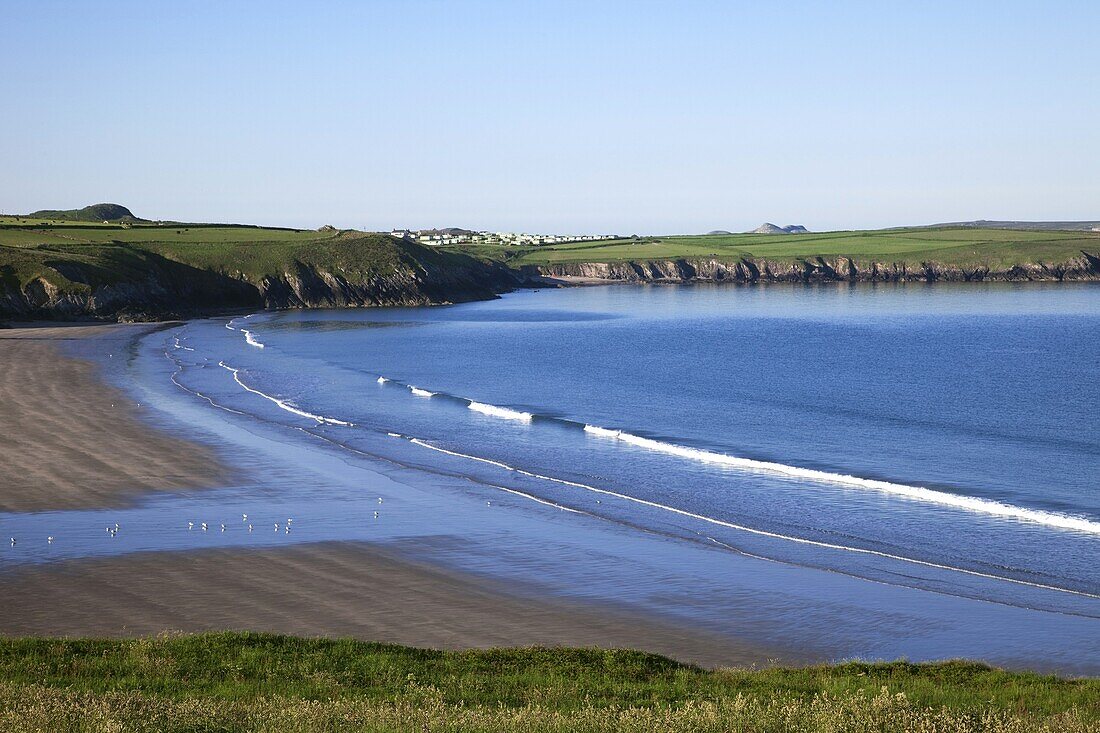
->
(524, 251, 1100, 284)
(0, 236, 520, 322)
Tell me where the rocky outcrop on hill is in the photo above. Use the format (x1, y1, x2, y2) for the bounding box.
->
(750, 223, 809, 234)
(524, 251, 1100, 284)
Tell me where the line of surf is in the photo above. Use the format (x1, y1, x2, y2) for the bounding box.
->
(467, 401, 534, 422)
(396, 435, 1100, 600)
(217, 361, 352, 426)
(582, 425, 1100, 536)
(376, 373, 1098, 535)
(379, 377, 532, 422)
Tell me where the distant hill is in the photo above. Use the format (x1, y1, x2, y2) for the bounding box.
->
(706, 230, 733, 235)
(931, 220, 1100, 232)
(26, 203, 143, 223)
(416, 227, 477, 237)
(750, 223, 809, 234)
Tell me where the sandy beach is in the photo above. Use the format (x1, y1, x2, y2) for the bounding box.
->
(0, 325, 227, 512)
(0, 324, 779, 668)
(0, 541, 772, 668)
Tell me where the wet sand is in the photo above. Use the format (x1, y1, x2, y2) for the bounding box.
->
(0, 541, 776, 668)
(0, 324, 780, 668)
(0, 325, 226, 512)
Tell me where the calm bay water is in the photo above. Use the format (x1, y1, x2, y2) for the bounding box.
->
(3, 283, 1099, 670)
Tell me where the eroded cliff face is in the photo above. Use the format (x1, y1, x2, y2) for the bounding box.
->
(256, 258, 518, 310)
(0, 254, 519, 322)
(524, 251, 1100, 284)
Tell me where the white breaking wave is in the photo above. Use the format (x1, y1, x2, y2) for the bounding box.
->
(377, 376, 389, 384)
(409, 386, 435, 398)
(400, 436, 1100, 600)
(171, 337, 195, 352)
(583, 425, 1100, 536)
(217, 361, 352, 426)
(241, 329, 265, 349)
(468, 401, 533, 422)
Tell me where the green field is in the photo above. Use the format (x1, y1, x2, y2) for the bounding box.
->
(460, 227, 1100, 269)
(3, 219, 1097, 290)
(0, 220, 429, 295)
(0, 633, 1095, 732)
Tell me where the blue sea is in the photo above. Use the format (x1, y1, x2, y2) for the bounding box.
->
(4, 283, 1099, 671)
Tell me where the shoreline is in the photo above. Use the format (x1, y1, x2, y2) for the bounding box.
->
(0, 322, 785, 668)
(3, 275, 1099, 327)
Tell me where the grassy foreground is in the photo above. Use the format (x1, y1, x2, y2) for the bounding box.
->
(0, 633, 1095, 732)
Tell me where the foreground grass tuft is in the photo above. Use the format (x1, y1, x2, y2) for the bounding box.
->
(0, 633, 1095, 732)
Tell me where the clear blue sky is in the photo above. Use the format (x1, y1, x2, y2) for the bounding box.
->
(3, 1, 1098, 233)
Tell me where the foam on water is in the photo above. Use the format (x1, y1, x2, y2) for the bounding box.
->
(468, 401, 533, 422)
(242, 329, 265, 349)
(409, 386, 435, 398)
(217, 361, 352, 426)
(583, 425, 1100, 536)
(398, 435, 1100, 600)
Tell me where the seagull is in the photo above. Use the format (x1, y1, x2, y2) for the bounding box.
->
(286, 518, 293, 525)
(242, 513, 248, 521)
(487, 501, 491, 506)
(220, 524, 226, 532)
(47, 536, 53, 544)
(274, 523, 280, 532)
(114, 523, 120, 531)
(247, 524, 253, 532)
(377, 497, 383, 504)
(9, 538, 14, 546)
(188, 522, 194, 530)
(373, 511, 379, 518)
(201, 522, 208, 531)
